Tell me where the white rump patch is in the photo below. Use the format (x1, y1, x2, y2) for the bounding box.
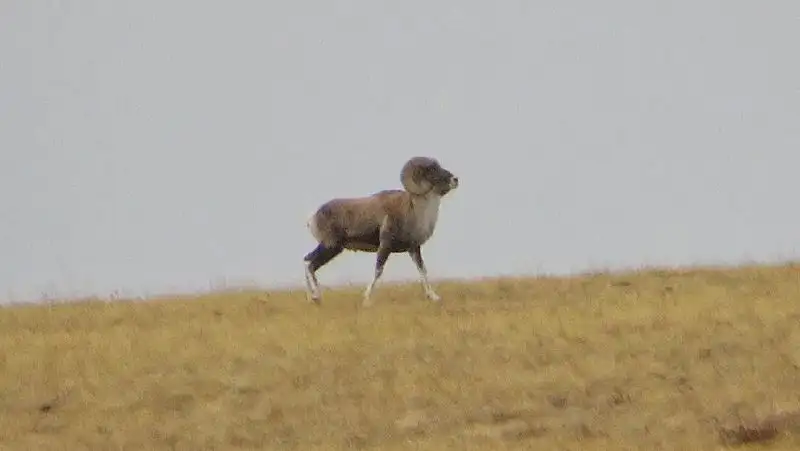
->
(306, 213, 322, 243)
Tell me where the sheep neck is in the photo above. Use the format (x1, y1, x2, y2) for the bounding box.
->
(407, 192, 442, 244)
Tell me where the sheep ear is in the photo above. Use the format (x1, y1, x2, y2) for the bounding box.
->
(401, 157, 433, 195)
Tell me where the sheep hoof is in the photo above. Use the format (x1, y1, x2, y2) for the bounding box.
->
(426, 291, 441, 302)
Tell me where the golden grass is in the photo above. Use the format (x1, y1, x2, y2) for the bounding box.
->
(2, 264, 800, 450)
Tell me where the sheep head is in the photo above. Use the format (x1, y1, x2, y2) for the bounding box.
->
(400, 157, 459, 196)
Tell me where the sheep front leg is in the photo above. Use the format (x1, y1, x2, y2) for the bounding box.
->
(362, 245, 391, 307)
(409, 246, 441, 302)
(363, 217, 395, 307)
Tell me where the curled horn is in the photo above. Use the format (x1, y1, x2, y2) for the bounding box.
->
(401, 157, 436, 195)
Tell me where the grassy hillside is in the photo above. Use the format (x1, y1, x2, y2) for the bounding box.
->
(1, 264, 800, 450)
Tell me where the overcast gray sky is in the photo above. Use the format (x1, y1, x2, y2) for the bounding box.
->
(2, 0, 799, 302)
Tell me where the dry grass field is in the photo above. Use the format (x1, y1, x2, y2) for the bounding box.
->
(1, 264, 800, 451)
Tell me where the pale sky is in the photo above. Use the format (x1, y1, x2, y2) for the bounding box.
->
(2, 0, 799, 303)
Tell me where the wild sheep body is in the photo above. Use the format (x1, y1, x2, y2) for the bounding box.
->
(303, 157, 459, 306)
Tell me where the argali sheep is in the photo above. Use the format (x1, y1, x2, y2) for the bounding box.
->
(303, 156, 459, 306)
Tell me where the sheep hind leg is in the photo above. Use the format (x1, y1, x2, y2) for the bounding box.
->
(303, 243, 343, 304)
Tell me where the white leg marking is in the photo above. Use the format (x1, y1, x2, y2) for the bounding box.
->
(417, 266, 440, 302)
(304, 261, 321, 303)
(410, 249, 441, 302)
(362, 267, 383, 307)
